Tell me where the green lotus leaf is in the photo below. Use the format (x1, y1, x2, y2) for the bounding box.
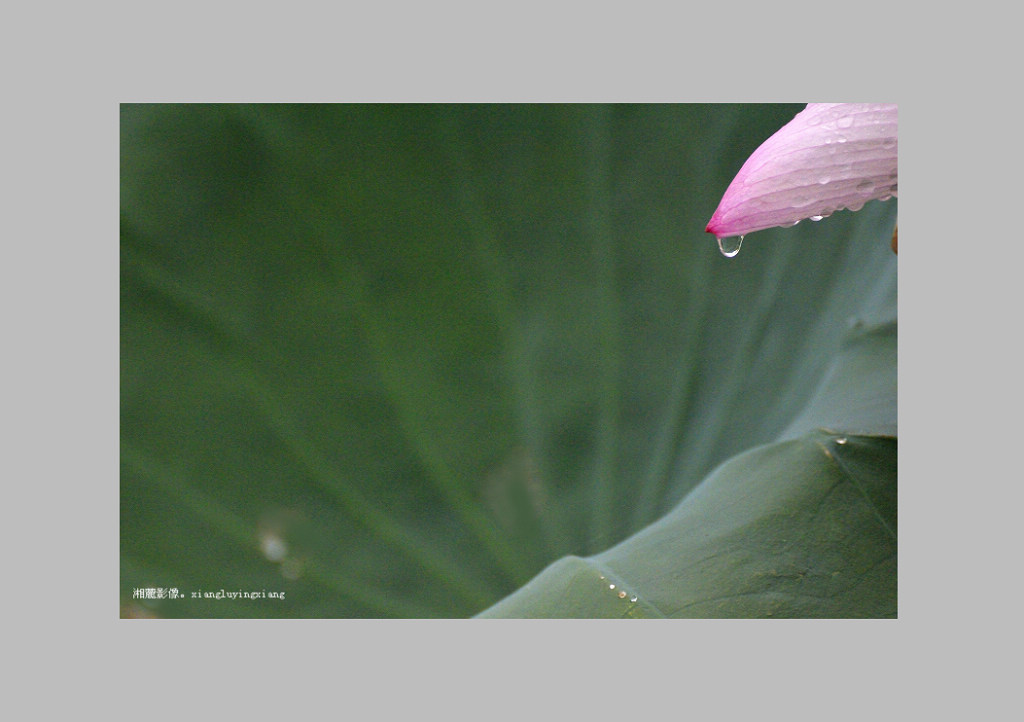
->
(120, 104, 896, 618)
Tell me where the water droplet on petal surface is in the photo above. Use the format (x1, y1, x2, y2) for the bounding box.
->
(716, 235, 743, 258)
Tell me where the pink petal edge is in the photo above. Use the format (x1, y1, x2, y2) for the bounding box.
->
(705, 103, 898, 239)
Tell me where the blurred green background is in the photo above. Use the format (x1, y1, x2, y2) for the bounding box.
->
(120, 104, 897, 618)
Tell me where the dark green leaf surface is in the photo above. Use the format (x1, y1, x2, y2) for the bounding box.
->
(478, 324, 897, 618)
(120, 104, 896, 618)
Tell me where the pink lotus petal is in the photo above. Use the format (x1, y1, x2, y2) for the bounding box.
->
(705, 103, 897, 239)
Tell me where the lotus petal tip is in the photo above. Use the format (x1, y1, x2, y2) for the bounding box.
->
(704, 103, 897, 241)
